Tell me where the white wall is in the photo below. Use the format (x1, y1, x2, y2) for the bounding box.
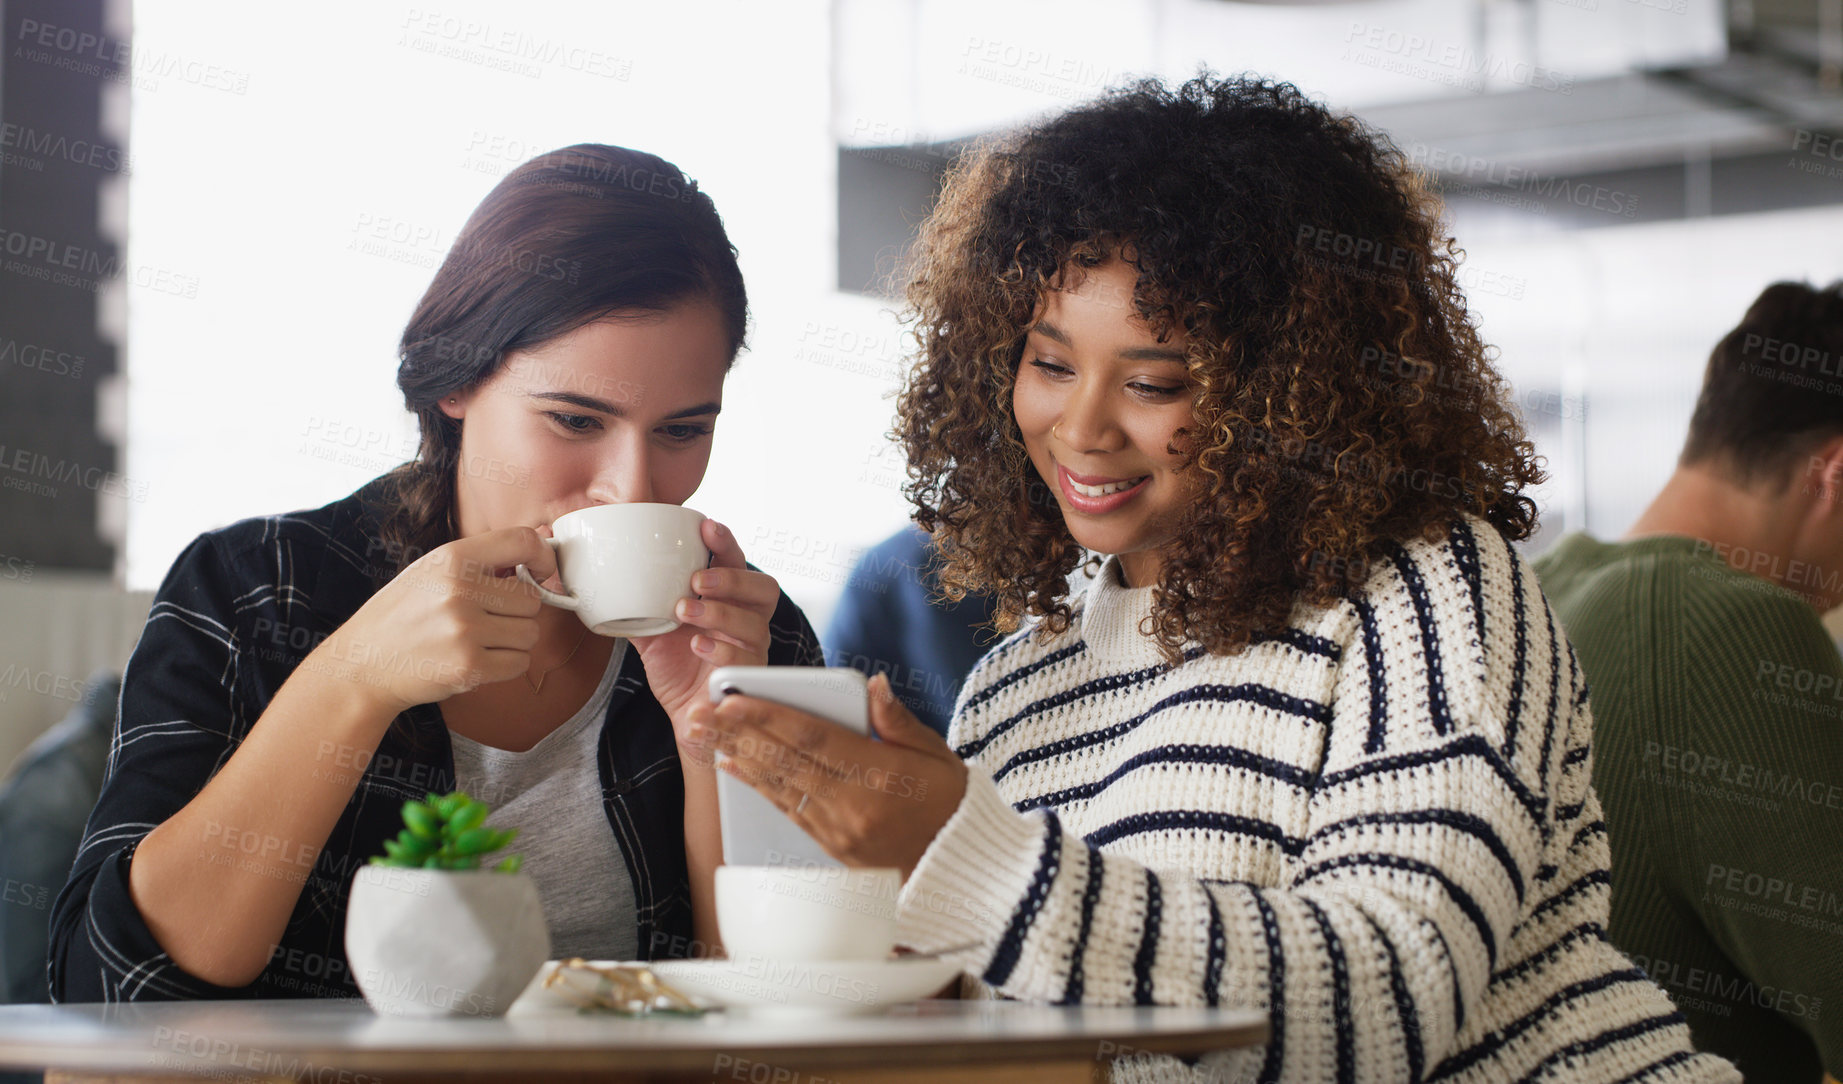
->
(124, 0, 911, 633)
(0, 574, 151, 776)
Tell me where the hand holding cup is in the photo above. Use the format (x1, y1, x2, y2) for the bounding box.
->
(514, 503, 710, 637)
(513, 504, 782, 749)
(303, 527, 556, 715)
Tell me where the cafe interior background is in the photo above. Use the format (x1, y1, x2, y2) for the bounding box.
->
(0, 0, 1839, 779)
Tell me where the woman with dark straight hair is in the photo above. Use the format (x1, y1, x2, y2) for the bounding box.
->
(49, 144, 821, 1003)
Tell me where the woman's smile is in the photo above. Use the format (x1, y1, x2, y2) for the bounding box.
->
(1056, 463, 1151, 512)
(1012, 257, 1196, 588)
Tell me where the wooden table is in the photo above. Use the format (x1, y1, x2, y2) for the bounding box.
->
(0, 998, 1267, 1083)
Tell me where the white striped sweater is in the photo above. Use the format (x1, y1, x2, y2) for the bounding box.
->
(894, 518, 1739, 1083)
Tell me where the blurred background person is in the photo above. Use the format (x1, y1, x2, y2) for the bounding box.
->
(823, 525, 997, 736)
(1537, 281, 1843, 1082)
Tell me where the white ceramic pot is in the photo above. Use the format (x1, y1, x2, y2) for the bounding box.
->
(345, 865, 549, 1017)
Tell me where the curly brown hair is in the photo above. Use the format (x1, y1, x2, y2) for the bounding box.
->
(896, 74, 1544, 661)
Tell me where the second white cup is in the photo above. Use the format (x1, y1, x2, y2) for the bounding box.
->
(516, 503, 709, 637)
(716, 865, 901, 962)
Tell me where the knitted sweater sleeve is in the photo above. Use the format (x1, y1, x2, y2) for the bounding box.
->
(896, 522, 1567, 1080)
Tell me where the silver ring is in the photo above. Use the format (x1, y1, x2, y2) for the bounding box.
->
(795, 792, 810, 815)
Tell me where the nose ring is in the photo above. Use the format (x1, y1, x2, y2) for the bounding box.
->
(1051, 422, 1062, 442)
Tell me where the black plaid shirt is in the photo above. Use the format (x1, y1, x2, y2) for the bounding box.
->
(47, 480, 821, 1002)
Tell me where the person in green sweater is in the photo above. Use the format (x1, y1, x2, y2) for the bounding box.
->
(1536, 279, 1843, 1082)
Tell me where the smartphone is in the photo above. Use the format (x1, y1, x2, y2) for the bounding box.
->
(708, 666, 870, 868)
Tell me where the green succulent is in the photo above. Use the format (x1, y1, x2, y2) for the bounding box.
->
(370, 791, 523, 873)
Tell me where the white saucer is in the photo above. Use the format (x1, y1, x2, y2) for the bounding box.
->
(512, 956, 961, 1017)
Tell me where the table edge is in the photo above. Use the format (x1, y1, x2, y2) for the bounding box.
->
(0, 1004, 1269, 1076)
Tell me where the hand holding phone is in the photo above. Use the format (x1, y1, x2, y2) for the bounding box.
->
(708, 666, 869, 868)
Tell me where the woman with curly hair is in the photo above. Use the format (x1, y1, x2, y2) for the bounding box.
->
(701, 76, 1735, 1081)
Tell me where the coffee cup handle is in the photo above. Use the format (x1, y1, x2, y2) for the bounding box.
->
(514, 537, 579, 611)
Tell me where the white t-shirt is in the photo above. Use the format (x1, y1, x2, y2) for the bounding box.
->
(450, 643, 638, 961)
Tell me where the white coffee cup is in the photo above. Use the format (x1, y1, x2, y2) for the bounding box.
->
(716, 865, 901, 962)
(515, 503, 709, 637)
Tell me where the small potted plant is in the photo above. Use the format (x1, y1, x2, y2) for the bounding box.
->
(345, 791, 549, 1017)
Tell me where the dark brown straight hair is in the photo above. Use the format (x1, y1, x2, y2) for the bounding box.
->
(367, 143, 747, 585)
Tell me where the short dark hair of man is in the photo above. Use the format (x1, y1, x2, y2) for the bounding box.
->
(1680, 280, 1843, 489)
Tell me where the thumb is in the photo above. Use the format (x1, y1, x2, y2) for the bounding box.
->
(867, 673, 948, 753)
